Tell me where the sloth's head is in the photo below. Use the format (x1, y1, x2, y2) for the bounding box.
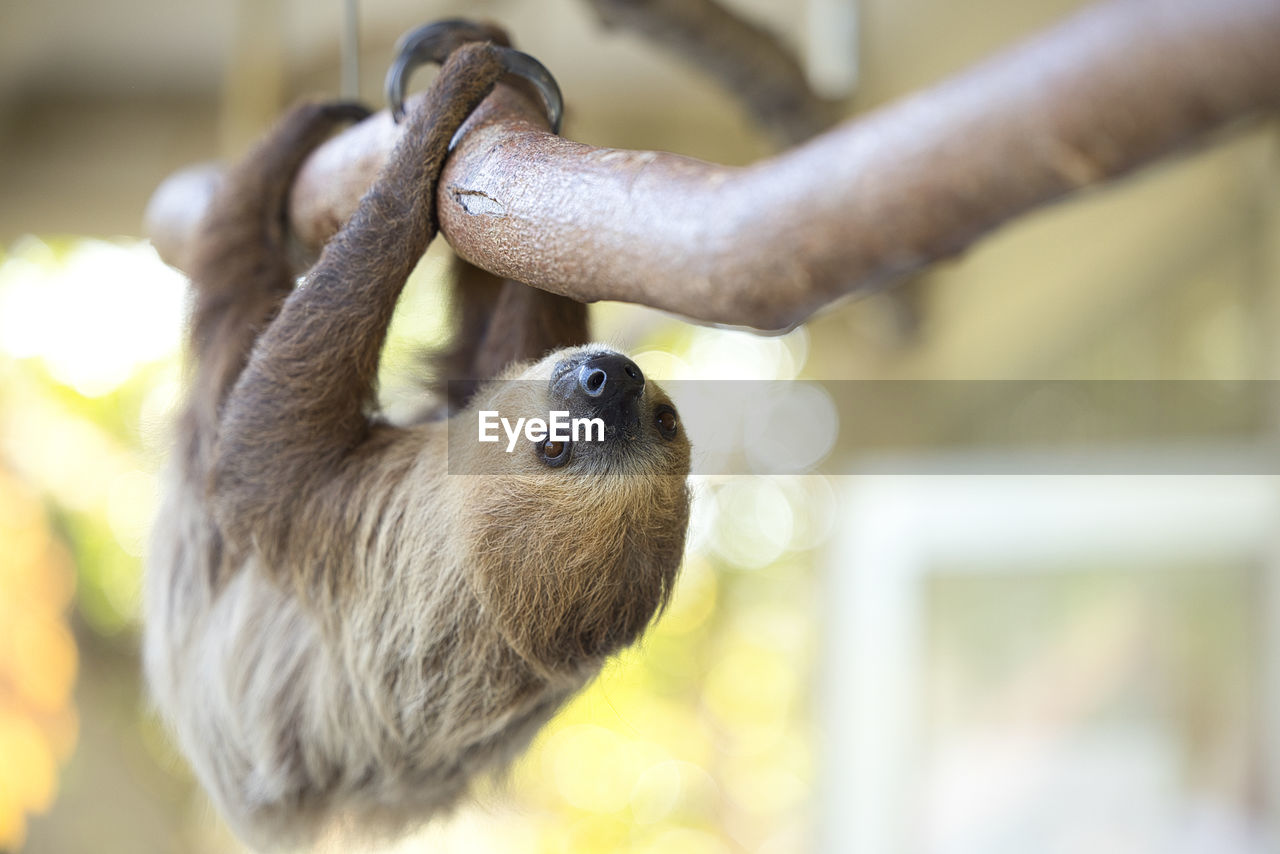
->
(458, 345, 690, 478)
(454, 346, 691, 675)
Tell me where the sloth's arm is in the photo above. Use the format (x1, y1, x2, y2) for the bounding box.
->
(212, 44, 504, 580)
(182, 102, 367, 465)
(434, 261, 589, 409)
(472, 278, 589, 381)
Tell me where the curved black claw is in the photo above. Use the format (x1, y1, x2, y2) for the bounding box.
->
(494, 48, 563, 134)
(385, 18, 563, 133)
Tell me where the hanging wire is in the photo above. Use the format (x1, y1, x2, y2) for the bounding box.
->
(341, 0, 360, 98)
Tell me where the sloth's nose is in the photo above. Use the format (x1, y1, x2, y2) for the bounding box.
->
(577, 353, 645, 402)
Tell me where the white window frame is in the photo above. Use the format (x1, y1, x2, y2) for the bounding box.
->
(819, 473, 1280, 853)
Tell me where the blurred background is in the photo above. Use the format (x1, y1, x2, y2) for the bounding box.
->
(1, 0, 1278, 852)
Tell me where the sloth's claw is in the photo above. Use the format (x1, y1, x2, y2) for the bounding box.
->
(385, 19, 563, 133)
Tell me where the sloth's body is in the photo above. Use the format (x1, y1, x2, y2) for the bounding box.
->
(147, 351, 689, 846)
(144, 66, 690, 850)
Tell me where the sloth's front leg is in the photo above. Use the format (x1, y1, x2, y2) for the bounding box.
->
(210, 44, 509, 584)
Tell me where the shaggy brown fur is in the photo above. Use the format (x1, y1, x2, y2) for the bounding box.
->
(144, 42, 690, 851)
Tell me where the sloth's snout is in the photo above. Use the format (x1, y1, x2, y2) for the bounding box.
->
(550, 351, 646, 430)
(576, 353, 644, 402)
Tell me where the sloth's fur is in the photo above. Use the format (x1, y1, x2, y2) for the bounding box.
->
(144, 53, 691, 851)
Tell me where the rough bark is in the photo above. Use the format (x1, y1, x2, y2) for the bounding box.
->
(146, 0, 1280, 331)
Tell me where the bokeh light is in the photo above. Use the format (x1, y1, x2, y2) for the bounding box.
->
(0, 237, 185, 398)
(0, 468, 79, 851)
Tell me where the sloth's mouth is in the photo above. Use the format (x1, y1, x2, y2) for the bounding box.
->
(596, 399, 642, 434)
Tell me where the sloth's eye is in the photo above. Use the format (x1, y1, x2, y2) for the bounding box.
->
(655, 406, 678, 440)
(538, 438, 571, 467)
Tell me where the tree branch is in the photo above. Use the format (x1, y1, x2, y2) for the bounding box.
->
(147, 0, 1280, 331)
(581, 0, 841, 146)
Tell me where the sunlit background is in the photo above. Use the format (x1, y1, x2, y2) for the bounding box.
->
(1, 0, 1278, 852)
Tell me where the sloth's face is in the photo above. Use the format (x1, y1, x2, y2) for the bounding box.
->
(462, 346, 690, 477)
(459, 346, 693, 670)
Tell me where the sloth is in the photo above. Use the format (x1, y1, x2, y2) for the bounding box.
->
(144, 43, 691, 851)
